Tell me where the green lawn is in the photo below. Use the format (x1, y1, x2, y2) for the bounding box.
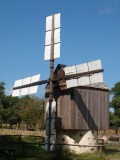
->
(0, 135, 120, 160)
(6, 144, 120, 160)
(17, 144, 120, 160)
(103, 144, 120, 160)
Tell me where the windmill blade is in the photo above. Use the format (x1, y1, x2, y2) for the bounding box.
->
(44, 13, 61, 60)
(63, 59, 104, 88)
(12, 74, 40, 97)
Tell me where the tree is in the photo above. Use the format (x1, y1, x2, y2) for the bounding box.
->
(0, 81, 45, 130)
(0, 82, 5, 127)
(109, 112, 120, 128)
(19, 96, 45, 130)
(2, 96, 21, 127)
(0, 82, 5, 100)
(110, 82, 120, 127)
(0, 82, 21, 127)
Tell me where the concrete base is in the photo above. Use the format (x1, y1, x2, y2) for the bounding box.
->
(56, 130, 98, 154)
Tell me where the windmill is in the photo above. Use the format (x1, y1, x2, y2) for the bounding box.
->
(12, 13, 108, 152)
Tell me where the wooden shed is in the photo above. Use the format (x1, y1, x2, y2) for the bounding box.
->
(45, 64, 109, 131)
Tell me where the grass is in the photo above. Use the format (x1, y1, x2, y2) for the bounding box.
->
(103, 144, 120, 160)
(16, 144, 120, 160)
(0, 135, 120, 160)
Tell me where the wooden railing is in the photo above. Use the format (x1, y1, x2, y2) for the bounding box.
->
(0, 128, 45, 137)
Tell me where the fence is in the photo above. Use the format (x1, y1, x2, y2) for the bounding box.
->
(0, 128, 45, 137)
(99, 129, 120, 136)
(0, 128, 120, 137)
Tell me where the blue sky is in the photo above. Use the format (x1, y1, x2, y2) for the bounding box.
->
(0, 0, 120, 97)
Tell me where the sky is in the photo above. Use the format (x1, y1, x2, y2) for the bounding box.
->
(0, 0, 120, 97)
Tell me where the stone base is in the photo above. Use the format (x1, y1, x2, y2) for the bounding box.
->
(56, 130, 98, 154)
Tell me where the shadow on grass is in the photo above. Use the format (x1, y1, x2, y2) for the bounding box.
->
(38, 149, 102, 160)
(38, 149, 74, 160)
(0, 135, 43, 159)
(104, 147, 120, 156)
(51, 151, 73, 160)
(1, 136, 120, 160)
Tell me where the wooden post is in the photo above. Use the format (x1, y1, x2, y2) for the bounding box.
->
(48, 14, 55, 151)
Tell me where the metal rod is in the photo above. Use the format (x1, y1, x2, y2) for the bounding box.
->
(44, 143, 103, 147)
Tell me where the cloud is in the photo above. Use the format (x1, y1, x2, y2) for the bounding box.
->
(99, 0, 119, 15)
(100, 6, 115, 15)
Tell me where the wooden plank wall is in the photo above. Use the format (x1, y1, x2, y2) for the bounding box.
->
(56, 87, 109, 130)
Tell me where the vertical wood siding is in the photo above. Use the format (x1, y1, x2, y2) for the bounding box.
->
(56, 87, 109, 130)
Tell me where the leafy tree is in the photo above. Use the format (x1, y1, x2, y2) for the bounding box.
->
(0, 81, 45, 130)
(109, 112, 120, 128)
(0, 82, 5, 127)
(0, 82, 22, 127)
(110, 82, 120, 127)
(2, 96, 21, 127)
(0, 82, 5, 100)
(0, 105, 4, 127)
(19, 96, 45, 130)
